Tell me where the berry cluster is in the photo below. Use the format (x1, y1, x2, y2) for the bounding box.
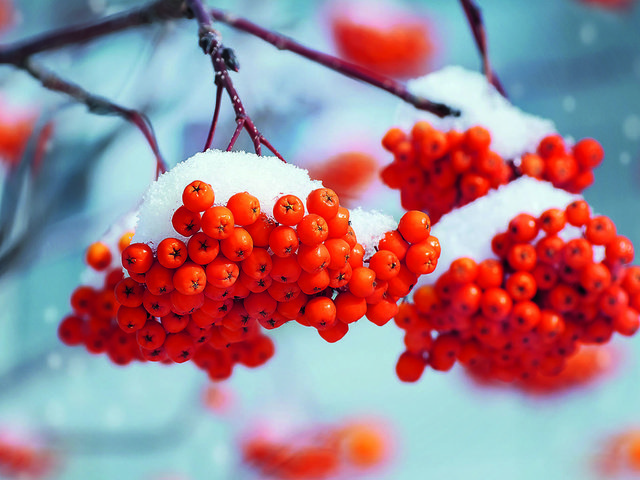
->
(381, 122, 513, 223)
(111, 181, 439, 380)
(381, 122, 605, 223)
(242, 419, 389, 479)
(394, 200, 639, 383)
(520, 134, 603, 193)
(0, 436, 53, 479)
(57, 235, 145, 366)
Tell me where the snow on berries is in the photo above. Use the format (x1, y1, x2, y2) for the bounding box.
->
(393, 178, 639, 384)
(382, 67, 605, 222)
(60, 150, 441, 381)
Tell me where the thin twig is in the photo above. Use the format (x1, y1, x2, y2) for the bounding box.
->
(203, 82, 223, 151)
(208, 7, 460, 117)
(0, 0, 184, 62)
(22, 60, 167, 175)
(186, 0, 286, 160)
(0, 0, 183, 176)
(459, 0, 507, 97)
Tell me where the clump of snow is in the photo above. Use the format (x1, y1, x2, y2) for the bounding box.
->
(395, 66, 557, 160)
(134, 150, 396, 255)
(430, 176, 580, 278)
(349, 207, 397, 260)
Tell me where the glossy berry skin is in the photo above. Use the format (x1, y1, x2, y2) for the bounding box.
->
(62, 178, 443, 384)
(390, 198, 639, 388)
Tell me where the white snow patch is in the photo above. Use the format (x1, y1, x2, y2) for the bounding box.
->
(349, 207, 397, 260)
(134, 150, 395, 254)
(395, 66, 557, 160)
(430, 176, 580, 278)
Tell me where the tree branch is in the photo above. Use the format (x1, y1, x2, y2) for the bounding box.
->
(459, 0, 507, 97)
(208, 7, 460, 118)
(23, 60, 167, 175)
(0, 0, 184, 63)
(185, 0, 285, 160)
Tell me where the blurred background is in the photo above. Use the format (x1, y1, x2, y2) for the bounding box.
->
(1, 0, 640, 478)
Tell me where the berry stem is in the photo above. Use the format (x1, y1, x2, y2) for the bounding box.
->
(459, 0, 507, 97)
(208, 7, 460, 118)
(22, 59, 167, 176)
(186, 0, 286, 161)
(204, 82, 223, 151)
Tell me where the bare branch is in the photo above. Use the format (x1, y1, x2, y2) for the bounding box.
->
(459, 0, 507, 97)
(186, 0, 285, 161)
(208, 7, 460, 117)
(23, 60, 167, 175)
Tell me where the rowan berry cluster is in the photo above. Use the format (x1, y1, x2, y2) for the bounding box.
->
(380, 122, 605, 223)
(394, 200, 639, 383)
(520, 134, 603, 193)
(57, 235, 145, 366)
(381, 122, 512, 223)
(0, 436, 53, 479)
(242, 419, 388, 479)
(108, 181, 439, 380)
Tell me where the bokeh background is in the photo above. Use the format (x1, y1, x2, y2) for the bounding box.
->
(1, 0, 640, 478)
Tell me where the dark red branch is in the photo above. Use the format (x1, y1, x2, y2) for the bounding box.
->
(0, 0, 184, 64)
(24, 60, 167, 175)
(186, 0, 285, 160)
(459, 0, 507, 97)
(204, 83, 223, 151)
(208, 7, 460, 118)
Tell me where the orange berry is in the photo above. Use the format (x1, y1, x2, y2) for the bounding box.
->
(368, 249, 400, 281)
(182, 180, 214, 212)
(349, 267, 377, 298)
(269, 225, 299, 257)
(187, 232, 219, 265)
(463, 126, 491, 152)
(398, 210, 431, 244)
(565, 200, 591, 227)
(366, 299, 399, 326)
(520, 153, 545, 179)
(297, 243, 331, 273)
(173, 261, 207, 295)
(305, 296, 337, 330)
(396, 351, 425, 382)
(327, 206, 350, 239)
(121, 243, 154, 274)
(86, 241, 112, 271)
(334, 291, 367, 323)
(297, 214, 329, 246)
(273, 194, 305, 226)
(156, 237, 188, 269)
(201, 206, 235, 240)
(118, 231, 135, 252)
(244, 213, 277, 247)
(307, 187, 340, 220)
(226, 191, 260, 226)
(318, 320, 349, 343)
(172, 206, 201, 237)
(220, 227, 254, 261)
(404, 242, 438, 275)
(381, 127, 407, 151)
(378, 230, 409, 260)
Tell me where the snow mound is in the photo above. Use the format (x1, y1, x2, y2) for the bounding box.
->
(396, 66, 557, 159)
(134, 150, 394, 254)
(430, 176, 580, 278)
